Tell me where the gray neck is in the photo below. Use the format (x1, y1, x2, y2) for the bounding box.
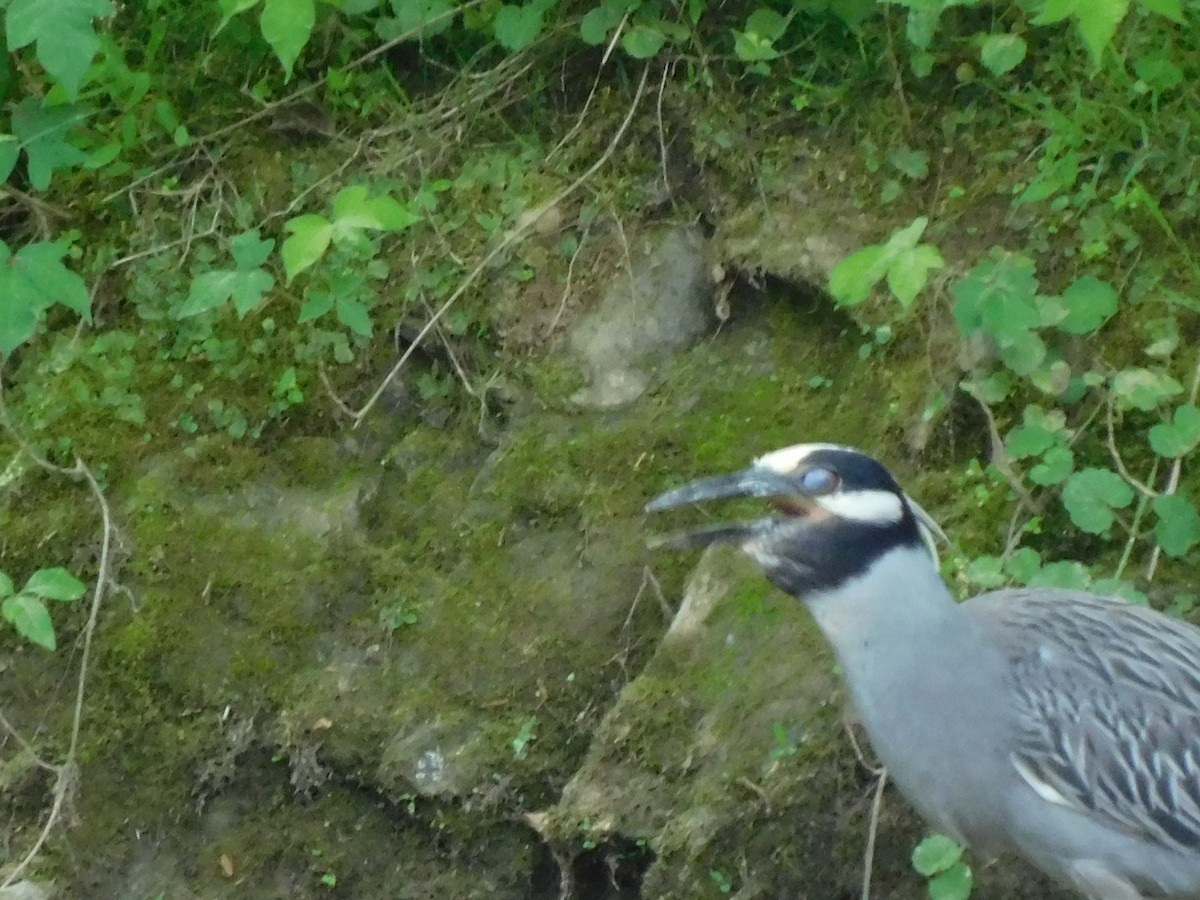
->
(802, 543, 962, 671)
(801, 544, 1012, 848)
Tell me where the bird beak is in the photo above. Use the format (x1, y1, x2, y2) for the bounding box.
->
(644, 467, 808, 551)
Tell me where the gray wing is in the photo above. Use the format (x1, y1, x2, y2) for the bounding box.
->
(968, 588, 1200, 852)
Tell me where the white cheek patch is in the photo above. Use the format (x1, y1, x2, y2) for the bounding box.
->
(755, 442, 851, 474)
(816, 489, 904, 524)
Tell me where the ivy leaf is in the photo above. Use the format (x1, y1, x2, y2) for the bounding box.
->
(2, 593, 56, 649)
(1062, 468, 1134, 534)
(5, 0, 114, 100)
(912, 834, 962, 876)
(733, 30, 779, 62)
(1057, 275, 1118, 334)
(1149, 405, 1200, 459)
(178, 230, 276, 318)
(231, 229, 275, 269)
(830, 217, 942, 309)
(260, 0, 315, 78)
(1154, 494, 1200, 557)
(331, 185, 420, 232)
(217, 0, 261, 32)
(336, 295, 373, 337)
(1111, 367, 1183, 412)
(1036, 0, 1130, 67)
(23, 567, 85, 601)
(282, 215, 334, 282)
(887, 243, 944, 308)
(0, 572, 13, 597)
(0, 239, 91, 355)
(1138, 0, 1184, 23)
(829, 245, 890, 306)
(10, 98, 90, 191)
(298, 290, 334, 323)
(979, 33, 1026, 76)
(621, 23, 666, 58)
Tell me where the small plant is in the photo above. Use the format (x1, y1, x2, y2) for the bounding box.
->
(510, 715, 538, 760)
(1, 567, 86, 650)
(709, 868, 733, 894)
(912, 833, 972, 900)
(379, 599, 418, 633)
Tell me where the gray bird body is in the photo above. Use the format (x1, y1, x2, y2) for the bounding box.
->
(647, 443, 1200, 899)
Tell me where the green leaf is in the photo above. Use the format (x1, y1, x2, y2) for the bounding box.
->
(1138, 0, 1184, 22)
(2, 593, 57, 649)
(1135, 52, 1183, 92)
(1149, 405, 1200, 459)
(5, 0, 114, 99)
(494, 3, 545, 50)
(0, 239, 91, 355)
(733, 30, 779, 62)
(0, 571, 13, 597)
(745, 7, 787, 40)
(580, 5, 620, 43)
(887, 243, 943, 308)
(0, 136, 19, 183)
(1062, 468, 1134, 534)
(1154, 494, 1200, 557)
(23, 567, 85, 601)
(282, 215, 334, 282)
(621, 23, 666, 58)
(997, 330, 1047, 375)
(10, 98, 90, 191)
(1076, 0, 1130, 66)
(888, 147, 929, 180)
(260, 0, 315, 77)
(912, 834, 962, 876)
(331, 185, 420, 232)
(979, 33, 1026, 76)
(1057, 275, 1117, 334)
(377, 0, 456, 39)
(928, 862, 973, 900)
(1111, 367, 1183, 412)
(336, 295, 373, 337)
(1028, 560, 1092, 591)
(1030, 446, 1074, 486)
(217, 0, 261, 31)
(830, 245, 890, 306)
(231, 229, 275, 269)
(951, 251, 1040, 343)
(298, 291, 334, 323)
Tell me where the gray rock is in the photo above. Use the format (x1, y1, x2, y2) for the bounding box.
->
(569, 225, 712, 407)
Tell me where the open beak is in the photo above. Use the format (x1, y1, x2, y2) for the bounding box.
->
(644, 467, 809, 551)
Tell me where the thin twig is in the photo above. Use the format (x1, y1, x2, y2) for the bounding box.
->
(350, 66, 652, 428)
(546, 12, 630, 161)
(862, 769, 888, 900)
(1106, 395, 1157, 499)
(546, 218, 593, 336)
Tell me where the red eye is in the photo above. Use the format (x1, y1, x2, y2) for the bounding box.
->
(800, 466, 840, 495)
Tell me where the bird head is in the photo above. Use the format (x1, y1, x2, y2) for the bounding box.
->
(646, 444, 946, 598)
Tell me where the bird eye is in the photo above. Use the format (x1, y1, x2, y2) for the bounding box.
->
(799, 466, 840, 495)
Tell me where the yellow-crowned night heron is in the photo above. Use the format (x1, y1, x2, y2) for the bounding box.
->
(647, 443, 1200, 900)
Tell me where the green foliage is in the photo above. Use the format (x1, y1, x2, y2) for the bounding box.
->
(0, 566, 86, 650)
(829, 217, 944, 309)
(283, 184, 420, 281)
(912, 834, 972, 900)
(5, 0, 114, 99)
(0, 239, 91, 356)
(178, 230, 276, 318)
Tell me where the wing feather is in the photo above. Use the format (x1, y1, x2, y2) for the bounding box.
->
(969, 588, 1200, 853)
